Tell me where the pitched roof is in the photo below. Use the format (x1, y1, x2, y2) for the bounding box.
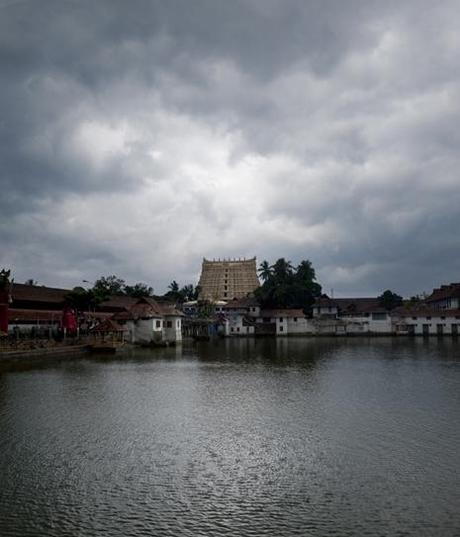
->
(224, 296, 260, 309)
(11, 283, 70, 304)
(98, 296, 139, 311)
(158, 303, 184, 316)
(260, 309, 305, 318)
(8, 308, 63, 322)
(112, 297, 183, 320)
(8, 309, 112, 322)
(426, 283, 460, 303)
(91, 319, 127, 332)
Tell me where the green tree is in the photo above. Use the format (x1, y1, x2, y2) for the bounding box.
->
(124, 282, 154, 298)
(168, 281, 180, 293)
(65, 287, 100, 312)
(378, 290, 403, 311)
(272, 258, 294, 282)
(254, 258, 321, 312)
(92, 275, 126, 299)
(179, 284, 195, 301)
(258, 260, 272, 283)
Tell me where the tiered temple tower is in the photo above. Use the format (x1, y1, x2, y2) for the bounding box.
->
(198, 257, 260, 301)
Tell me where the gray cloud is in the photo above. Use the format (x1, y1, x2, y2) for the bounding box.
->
(1, 0, 460, 296)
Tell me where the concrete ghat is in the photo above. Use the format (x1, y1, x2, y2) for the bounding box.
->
(0, 344, 90, 366)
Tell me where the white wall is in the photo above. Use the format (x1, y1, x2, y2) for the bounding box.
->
(394, 314, 460, 335)
(163, 316, 182, 342)
(275, 316, 312, 335)
(312, 305, 338, 318)
(342, 313, 392, 334)
(228, 314, 255, 335)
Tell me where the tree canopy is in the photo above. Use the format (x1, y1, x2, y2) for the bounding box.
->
(124, 283, 154, 298)
(378, 290, 403, 310)
(92, 275, 126, 298)
(254, 258, 321, 311)
(164, 281, 200, 303)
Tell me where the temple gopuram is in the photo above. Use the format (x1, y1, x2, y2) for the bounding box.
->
(198, 257, 260, 301)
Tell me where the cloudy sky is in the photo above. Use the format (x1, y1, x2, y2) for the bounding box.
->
(1, 0, 460, 297)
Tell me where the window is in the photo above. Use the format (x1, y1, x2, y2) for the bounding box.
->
(294, 317, 297, 322)
(167, 321, 172, 328)
(279, 326, 284, 332)
(412, 317, 417, 320)
(156, 320, 161, 328)
(237, 327, 240, 332)
(426, 316, 431, 320)
(279, 317, 284, 322)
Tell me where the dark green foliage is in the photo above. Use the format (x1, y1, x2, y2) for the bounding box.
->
(254, 258, 321, 311)
(80, 275, 155, 302)
(378, 290, 403, 310)
(93, 275, 126, 299)
(65, 288, 100, 312)
(164, 281, 200, 303)
(124, 283, 154, 298)
(168, 281, 180, 293)
(258, 260, 272, 282)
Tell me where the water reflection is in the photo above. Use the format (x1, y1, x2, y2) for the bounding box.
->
(0, 337, 459, 537)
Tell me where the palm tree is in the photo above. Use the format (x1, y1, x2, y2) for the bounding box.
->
(296, 260, 315, 282)
(272, 258, 293, 281)
(258, 260, 273, 282)
(168, 280, 179, 293)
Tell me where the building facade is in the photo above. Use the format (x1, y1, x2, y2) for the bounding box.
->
(425, 283, 460, 310)
(198, 257, 260, 301)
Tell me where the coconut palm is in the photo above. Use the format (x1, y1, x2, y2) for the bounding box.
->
(257, 260, 273, 282)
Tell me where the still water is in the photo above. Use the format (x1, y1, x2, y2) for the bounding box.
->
(0, 337, 459, 536)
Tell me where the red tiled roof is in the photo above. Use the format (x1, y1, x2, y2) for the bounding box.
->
(91, 319, 127, 332)
(112, 297, 183, 320)
(11, 283, 70, 304)
(224, 296, 260, 309)
(98, 296, 139, 311)
(8, 308, 62, 322)
(260, 309, 305, 318)
(8, 309, 112, 322)
(158, 303, 184, 316)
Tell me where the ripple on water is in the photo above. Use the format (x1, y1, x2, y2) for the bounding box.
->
(0, 337, 459, 537)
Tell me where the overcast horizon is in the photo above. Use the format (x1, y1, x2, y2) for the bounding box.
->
(1, 0, 460, 297)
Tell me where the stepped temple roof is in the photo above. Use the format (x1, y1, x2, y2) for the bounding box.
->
(198, 257, 260, 301)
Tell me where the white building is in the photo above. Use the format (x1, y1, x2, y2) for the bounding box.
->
(223, 297, 313, 336)
(392, 307, 460, 336)
(425, 283, 460, 310)
(114, 297, 183, 344)
(312, 297, 392, 334)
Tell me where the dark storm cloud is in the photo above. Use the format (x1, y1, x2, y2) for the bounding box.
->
(1, 0, 459, 294)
